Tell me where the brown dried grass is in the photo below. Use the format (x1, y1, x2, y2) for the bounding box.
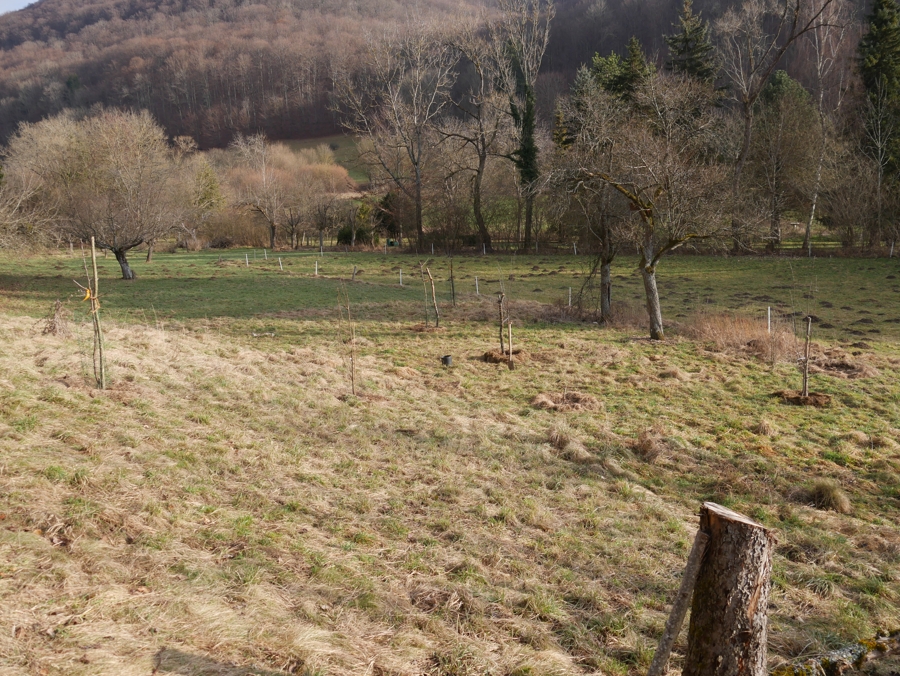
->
(40, 299, 71, 337)
(683, 311, 799, 362)
(531, 391, 601, 412)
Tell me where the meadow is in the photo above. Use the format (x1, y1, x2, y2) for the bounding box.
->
(0, 248, 899, 676)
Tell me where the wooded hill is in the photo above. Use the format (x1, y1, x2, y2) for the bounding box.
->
(0, 0, 858, 147)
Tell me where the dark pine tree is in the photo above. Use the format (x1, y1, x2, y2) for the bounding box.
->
(592, 36, 654, 100)
(859, 0, 900, 99)
(665, 0, 716, 82)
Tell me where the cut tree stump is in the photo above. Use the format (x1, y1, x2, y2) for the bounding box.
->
(682, 502, 775, 676)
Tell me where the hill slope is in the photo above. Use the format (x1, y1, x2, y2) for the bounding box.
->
(1, 250, 900, 675)
(0, 0, 778, 146)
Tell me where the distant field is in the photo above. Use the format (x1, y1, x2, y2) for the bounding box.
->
(3, 249, 899, 341)
(284, 134, 368, 184)
(1, 248, 899, 675)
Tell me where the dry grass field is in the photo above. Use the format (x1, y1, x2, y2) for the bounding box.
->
(1, 250, 899, 675)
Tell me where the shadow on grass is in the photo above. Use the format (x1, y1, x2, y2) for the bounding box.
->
(152, 648, 293, 675)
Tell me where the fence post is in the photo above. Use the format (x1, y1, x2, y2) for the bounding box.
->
(682, 502, 774, 676)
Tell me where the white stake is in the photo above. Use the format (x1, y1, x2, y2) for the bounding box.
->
(315, 260, 318, 276)
(278, 257, 283, 271)
(264, 248, 268, 260)
(476, 277, 479, 295)
(768, 307, 771, 334)
(431, 243, 434, 255)
(483, 243, 486, 256)
(400, 269, 403, 286)
(573, 243, 577, 255)
(245, 253, 249, 266)
(569, 287, 572, 307)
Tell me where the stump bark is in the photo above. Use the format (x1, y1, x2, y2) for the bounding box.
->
(682, 502, 775, 676)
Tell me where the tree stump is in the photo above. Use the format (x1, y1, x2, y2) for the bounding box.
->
(682, 502, 775, 676)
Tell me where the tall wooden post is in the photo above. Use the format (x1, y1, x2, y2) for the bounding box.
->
(801, 316, 812, 397)
(90, 237, 107, 390)
(682, 503, 774, 676)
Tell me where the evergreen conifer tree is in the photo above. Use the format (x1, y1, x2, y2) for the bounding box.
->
(665, 0, 716, 82)
(592, 36, 654, 99)
(859, 0, 900, 98)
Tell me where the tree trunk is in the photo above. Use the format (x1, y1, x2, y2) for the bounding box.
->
(415, 169, 424, 251)
(767, 193, 780, 253)
(523, 192, 534, 252)
(472, 153, 494, 253)
(269, 223, 276, 250)
(146, 240, 154, 263)
(731, 103, 754, 253)
(683, 502, 775, 676)
(114, 248, 136, 280)
(600, 256, 612, 323)
(803, 115, 828, 256)
(640, 263, 664, 340)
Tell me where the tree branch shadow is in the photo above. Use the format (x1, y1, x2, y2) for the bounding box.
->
(152, 648, 292, 676)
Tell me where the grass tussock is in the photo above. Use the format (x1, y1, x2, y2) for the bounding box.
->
(683, 311, 799, 362)
(531, 391, 601, 412)
(804, 479, 853, 514)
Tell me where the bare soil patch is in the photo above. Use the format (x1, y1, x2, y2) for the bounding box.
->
(775, 390, 832, 407)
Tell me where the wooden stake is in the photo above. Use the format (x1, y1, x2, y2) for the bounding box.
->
(475, 277, 479, 295)
(450, 259, 456, 307)
(339, 286, 356, 396)
(647, 530, 710, 676)
(497, 293, 506, 354)
(278, 257, 283, 271)
(352, 265, 357, 281)
(426, 267, 440, 328)
(419, 264, 430, 327)
(245, 254, 249, 266)
(507, 319, 514, 370)
(802, 316, 812, 398)
(90, 237, 106, 390)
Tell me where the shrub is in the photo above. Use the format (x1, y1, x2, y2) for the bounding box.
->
(336, 224, 373, 246)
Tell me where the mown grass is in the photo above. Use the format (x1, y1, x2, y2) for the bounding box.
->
(0, 248, 899, 675)
(3, 249, 900, 340)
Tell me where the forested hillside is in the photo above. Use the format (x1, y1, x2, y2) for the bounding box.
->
(0, 0, 859, 146)
(0, 0, 483, 145)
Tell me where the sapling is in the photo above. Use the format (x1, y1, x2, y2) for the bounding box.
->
(74, 237, 107, 389)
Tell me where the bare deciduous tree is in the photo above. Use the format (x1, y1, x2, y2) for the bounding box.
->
(582, 75, 726, 339)
(492, 0, 554, 251)
(230, 133, 286, 251)
(800, 0, 852, 254)
(442, 20, 519, 253)
(715, 0, 835, 251)
(557, 67, 629, 321)
(335, 22, 457, 250)
(7, 109, 181, 279)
